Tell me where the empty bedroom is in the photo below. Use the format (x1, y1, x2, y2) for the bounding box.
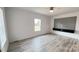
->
(0, 7, 79, 52)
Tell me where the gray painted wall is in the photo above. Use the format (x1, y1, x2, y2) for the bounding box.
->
(5, 7, 51, 42)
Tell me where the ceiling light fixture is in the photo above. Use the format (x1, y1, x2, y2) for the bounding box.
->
(50, 7, 54, 12)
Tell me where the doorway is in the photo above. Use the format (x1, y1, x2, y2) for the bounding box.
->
(0, 8, 8, 52)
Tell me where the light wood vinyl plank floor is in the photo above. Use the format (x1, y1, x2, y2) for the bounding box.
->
(8, 34, 79, 52)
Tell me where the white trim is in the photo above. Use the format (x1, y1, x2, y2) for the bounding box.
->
(53, 30, 79, 40)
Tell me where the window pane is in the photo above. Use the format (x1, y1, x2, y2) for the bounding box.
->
(34, 19, 41, 31)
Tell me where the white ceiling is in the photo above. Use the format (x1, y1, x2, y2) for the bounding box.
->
(18, 7, 79, 16)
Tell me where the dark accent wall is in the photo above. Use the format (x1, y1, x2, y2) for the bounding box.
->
(53, 16, 77, 33)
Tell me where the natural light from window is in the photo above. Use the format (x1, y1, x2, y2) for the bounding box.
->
(34, 18, 41, 32)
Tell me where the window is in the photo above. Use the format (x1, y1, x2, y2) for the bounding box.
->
(34, 18, 41, 31)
